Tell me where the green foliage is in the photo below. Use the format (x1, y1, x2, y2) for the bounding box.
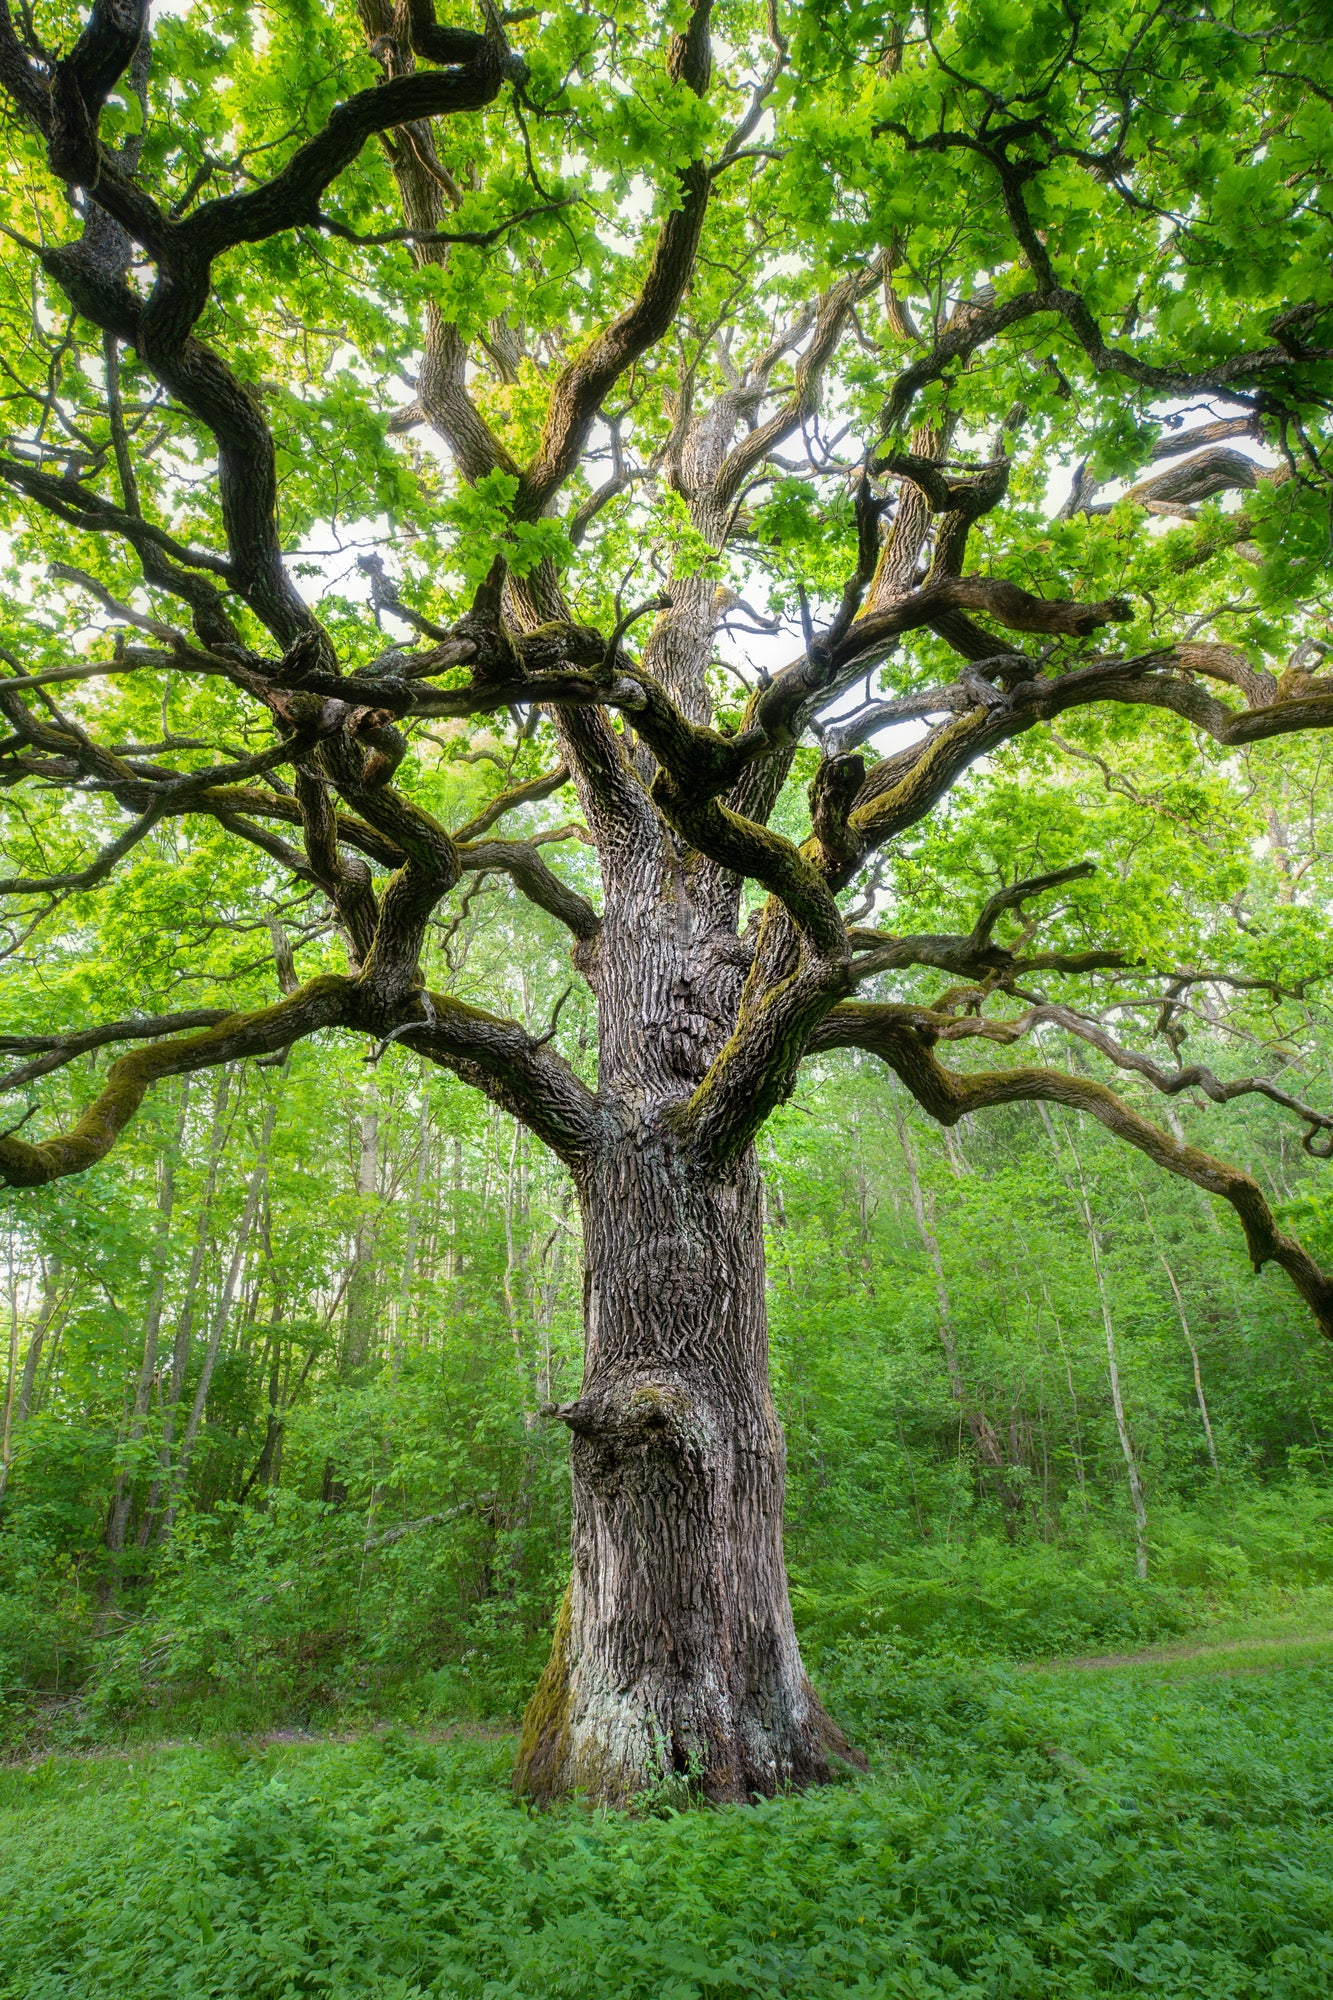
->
(7, 1054, 1333, 1748)
(441, 472, 575, 586)
(793, 1482, 1333, 1669)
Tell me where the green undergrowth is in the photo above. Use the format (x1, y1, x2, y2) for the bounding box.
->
(2, 1642, 1331, 1999)
(790, 1484, 1333, 1672)
(9, 1482, 1333, 1756)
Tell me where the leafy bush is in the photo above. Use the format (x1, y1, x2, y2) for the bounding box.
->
(792, 1539, 1191, 1666)
(82, 1486, 560, 1738)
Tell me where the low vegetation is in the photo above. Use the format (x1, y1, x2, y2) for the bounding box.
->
(5, 1605, 1332, 1999)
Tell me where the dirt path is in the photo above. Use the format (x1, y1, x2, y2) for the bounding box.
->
(10, 1633, 1332, 1769)
(1028, 1628, 1333, 1673)
(3, 1717, 511, 1772)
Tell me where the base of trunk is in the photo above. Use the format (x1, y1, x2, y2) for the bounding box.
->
(514, 1585, 864, 1807)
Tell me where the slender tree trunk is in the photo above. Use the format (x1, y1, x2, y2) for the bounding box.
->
(1044, 1110, 1149, 1578)
(343, 1081, 380, 1376)
(1024, 1267, 1089, 1517)
(239, 1336, 286, 1502)
(0, 1240, 19, 1503)
(0, 1255, 68, 1496)
(1136, 1192, 1221, 1478)
(514, 1133, 860, 1806)
(139, 1067, 235, 1545)
(445, 1133, 463, 1283)
(106, 1083, 191, 1559)
(895, 1101, 1022, 1520)
(1082, 1199, 1150, 1578)
(500, 1114, 535, 1415)
(161, 1083, 281, 1535)
(1161, 1247, 1222, 1478)
(15, 1259, 64, 1427)
(391, 1119, 429, 1377)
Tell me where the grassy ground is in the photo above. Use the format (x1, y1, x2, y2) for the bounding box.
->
(1, 1621, 1330, 1999)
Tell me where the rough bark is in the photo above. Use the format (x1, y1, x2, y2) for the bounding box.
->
(515, 1128, 860, 1805)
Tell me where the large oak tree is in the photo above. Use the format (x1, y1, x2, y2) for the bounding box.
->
(1, 0, 1331, 1802)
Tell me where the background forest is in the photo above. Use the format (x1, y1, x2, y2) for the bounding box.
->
(0, 0, 1329, 1753)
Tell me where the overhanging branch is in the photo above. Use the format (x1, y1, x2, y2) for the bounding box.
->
(807, 1002, 1333, 1341)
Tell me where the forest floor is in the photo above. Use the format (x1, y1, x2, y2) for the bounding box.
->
(1, 1611, 1331, 1999)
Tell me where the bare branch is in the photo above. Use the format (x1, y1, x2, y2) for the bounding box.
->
(458, 833, 599, 941)
(971, 862, 1094, 946)
(962, 1000, 1333, 1157)
(397, 984, 599, 1162)
(0, 1009, 232, 1092)
(1150, 416, 1259, 460)
(713, 261, 885, 509)
(453, 762, 571, 840)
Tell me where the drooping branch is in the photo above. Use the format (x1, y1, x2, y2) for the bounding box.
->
(452, 762, 570, 840)
(845, 863, 1108, 987)
(0, 452, 233, 581)
(458, 833, 599, 943)
(711, 260, 886, 511)
(0, 978, 352, 1188)
(668, 620, 1333, 1167)
(942, 999, 1333, 1158)
(807, 1002, 1333, 1340)
(843, 649, 1333, 863)
(0, 730, 319, 896)
(394, 986, 600, 1162)
(0, 961, 602, 1187)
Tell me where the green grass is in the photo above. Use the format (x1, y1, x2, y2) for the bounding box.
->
(1027, 1629, 1333, 1677)
(2, 1635, 1331, 1998)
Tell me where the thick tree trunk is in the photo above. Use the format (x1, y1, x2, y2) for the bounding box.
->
(508, 363, 869, 1807)
(514, 1130, 860, 1806)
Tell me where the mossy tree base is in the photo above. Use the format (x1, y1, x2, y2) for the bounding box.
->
(515, 1584, 859, 1806)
